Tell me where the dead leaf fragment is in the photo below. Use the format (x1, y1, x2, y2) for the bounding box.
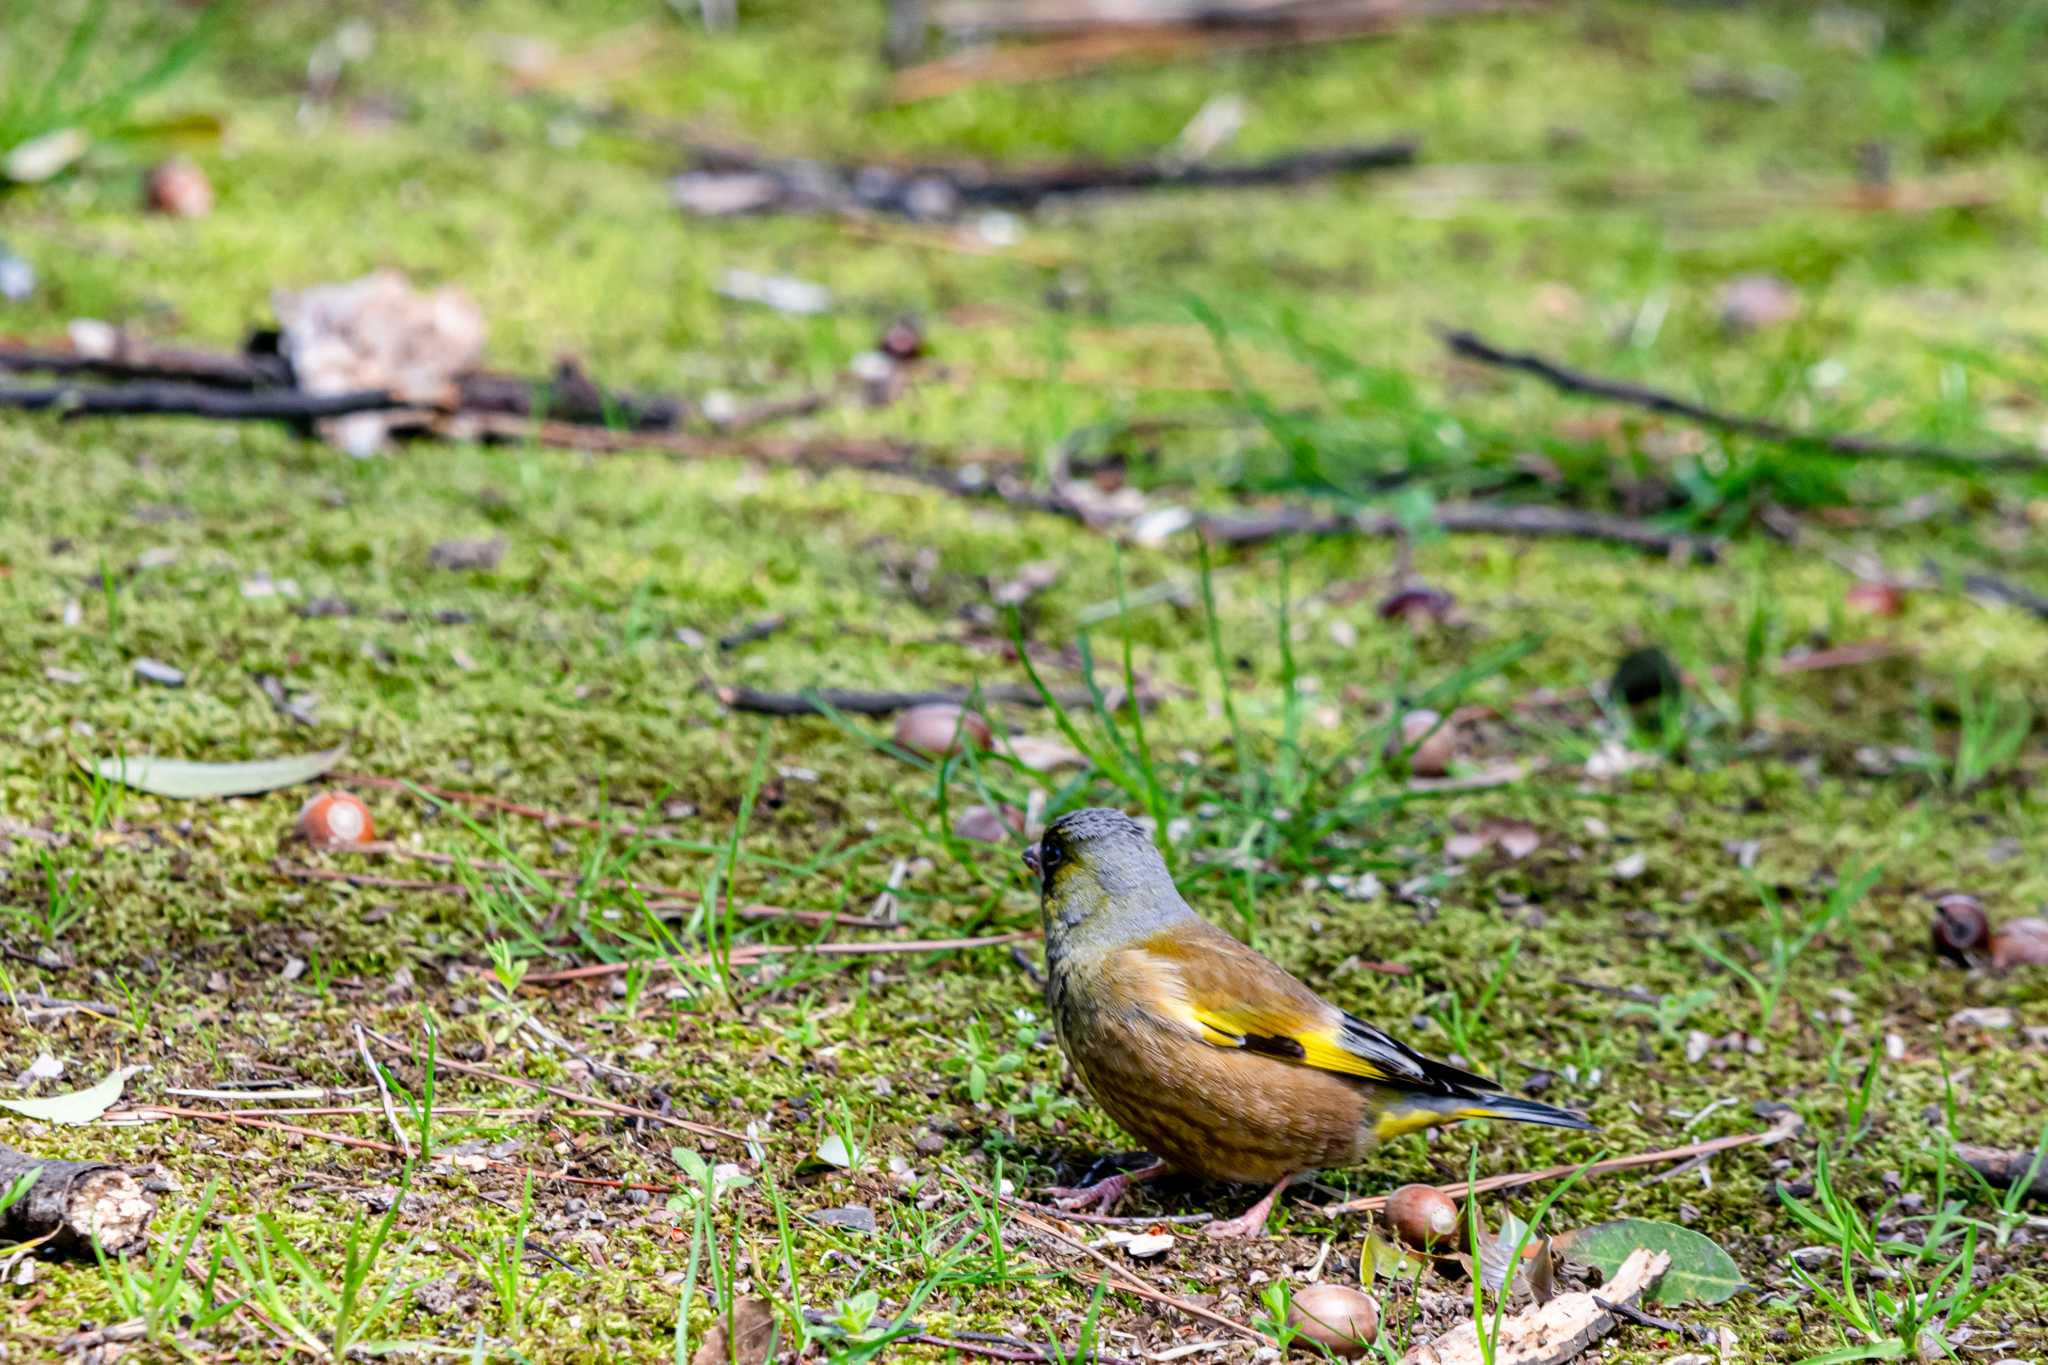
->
(273, 269, 486, 455)
(691, 1296, 779, 1365)
(1403, 1248, 1669, 1365)
(1005, 736, 1087, 772)
(427, 537, 506, 572)
(1990, 917, 2048, 970)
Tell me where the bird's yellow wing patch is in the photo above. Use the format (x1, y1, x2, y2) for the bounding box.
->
(1182, 1003, 1404, 1083)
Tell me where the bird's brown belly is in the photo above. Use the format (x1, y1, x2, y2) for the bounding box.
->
(1053, 976, 1373, 1184)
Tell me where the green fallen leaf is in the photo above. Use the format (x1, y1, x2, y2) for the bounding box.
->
(0, 1065, 146, 1125)
(1553, 1217, 1747, 1305)
(1362, 1229, 1428, 1282)
(84, 746, 346, 799)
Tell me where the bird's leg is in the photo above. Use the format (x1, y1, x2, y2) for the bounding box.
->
(1202, 1173, 1303, 1239)
(1042, 1160, 1167, 1214)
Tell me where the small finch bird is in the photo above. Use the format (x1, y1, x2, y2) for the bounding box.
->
(1025, 807, 1593, 1237)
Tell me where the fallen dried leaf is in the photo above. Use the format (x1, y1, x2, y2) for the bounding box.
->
(1403, 1248, 1669, 1365)
(691, 1297, 780, 1365)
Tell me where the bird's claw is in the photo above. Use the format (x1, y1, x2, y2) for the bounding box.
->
(1041, 1173, 1130, 1214)
(1200, 1210, 1270, 1239)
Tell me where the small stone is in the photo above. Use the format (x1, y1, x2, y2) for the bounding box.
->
(428, 537, 505, 572)
(1122, 1232, 1175, 1258)
(914, 1131, 946, 1155)
(1947, 1007, 2014, 1032)
(809, 1205, 877, 1235)
(132, 657, 186, 687)
(144, 158, 215, 217)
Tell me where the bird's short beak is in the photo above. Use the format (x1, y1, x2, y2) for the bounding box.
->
(1021, 844, 1041, 877)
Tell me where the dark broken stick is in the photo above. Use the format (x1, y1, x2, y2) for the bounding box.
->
(0, 338, 685, 430)
(0, 1145, 153, 1256)
(1957, 1143, 2048, 1200)
(0, 382, 403, 422)
(1199, 501, 1721, 561)
(1443, 328, 2048, 473)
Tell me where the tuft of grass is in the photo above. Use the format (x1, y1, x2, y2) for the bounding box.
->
(1694, 862, 1880, 1034)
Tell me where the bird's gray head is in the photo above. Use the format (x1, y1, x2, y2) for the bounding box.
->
(1024, 807, 1188, 946)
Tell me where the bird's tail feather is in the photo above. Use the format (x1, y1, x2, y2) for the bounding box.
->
(1373, 1091, 1595, 1141)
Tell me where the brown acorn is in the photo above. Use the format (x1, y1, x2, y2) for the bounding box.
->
(1285, 1284, 1379, 1358)
(144, 158, 214, 218)
(1930, 893, 1990, 966)
(1388, 709, 1456, 778)
(893, 704, 991, 757)
(298, 791, 373, 849)
(1384, 1183, 1461, 1252)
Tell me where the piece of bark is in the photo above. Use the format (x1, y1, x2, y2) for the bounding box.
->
(0, 1145, 153, 1256)
(1957, 1144, 2047, 1200)
(1403, 1248, 1669, 1365)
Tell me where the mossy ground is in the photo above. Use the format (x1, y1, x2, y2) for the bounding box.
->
(2, 1, 2046, 1361)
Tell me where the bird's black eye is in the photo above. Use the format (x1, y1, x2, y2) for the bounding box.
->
(1041, 843, 1064, 872)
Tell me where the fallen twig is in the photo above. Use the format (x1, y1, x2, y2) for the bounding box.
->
(0, 1144, 153, 1256)
(716, 682, 1116, 716)
(330, 771, 676, 837)
(1003, 1202, 1264, 1342)
(1592, 1296, 1715, 1344)
(0, 337, 684, 429)
(894, 0, 1534, 103)
(352, 1022, 413, 1160)
(4, 990, 120, 1018)
(521, 930, 1040, 985)
(676, 140, 1416, 220)
(1199, 502, 1721, 561)
(1962, 572, 2048, 623)
(115, 1106, 683, 1192)
(282, 853, 892, 930)
(357, 1027, 746, 1142)
(0, 382, 403, 422)
(1956, 1143, 2047, 1200)
(1443, 328, 2048, 473)
(1321, 1110, 1802, 1216)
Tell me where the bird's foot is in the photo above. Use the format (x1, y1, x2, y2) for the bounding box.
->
(1201, 1173, 1300, 1239)
(1042, 1173, 1133, 1215)
(1199, 1208, 1272, 1239)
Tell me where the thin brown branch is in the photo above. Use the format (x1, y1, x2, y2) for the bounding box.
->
(1443, 327, 2048, 473)
(356, 1026, 748, 1142)
(520, 930, 1041, 985)
(1319, 1110, 1803, 1216)
(329, 771, 676, 837)
(894, 0, 1536, 103)
(120, 1106, 683, 1192)
(288, 847, 895, 929)
(1003, 1203, 1265, 1342)
(715, 681, 1118, 717)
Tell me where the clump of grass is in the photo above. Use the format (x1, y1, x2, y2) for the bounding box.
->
(1693, 862, 1880, 1034)
(0, 0, 227, 178)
